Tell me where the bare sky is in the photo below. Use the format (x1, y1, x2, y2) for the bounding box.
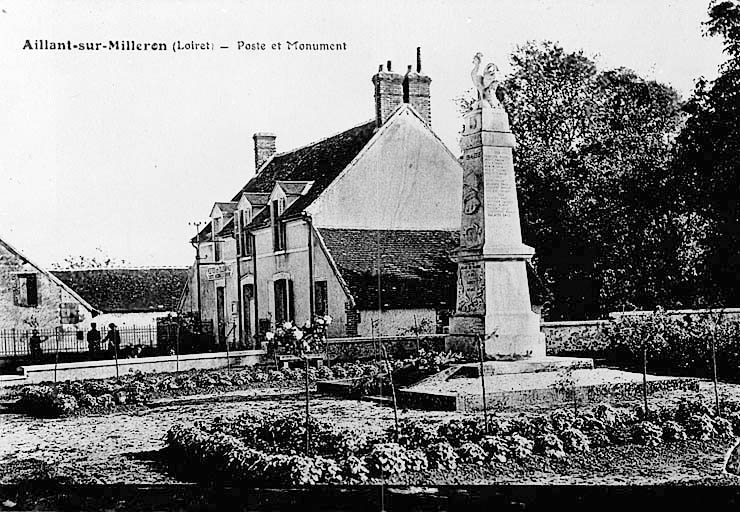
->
(0, 0, 727, 268)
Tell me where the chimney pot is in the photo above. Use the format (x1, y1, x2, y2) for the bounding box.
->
(252, 132, 276, 172)
(416, 47, 422, 73)
(387, 60, 392, 72)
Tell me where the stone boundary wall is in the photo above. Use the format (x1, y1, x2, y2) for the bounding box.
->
(326, 335, 446, 363)
(1, 350, 267, 387)
(544, 308, 740, 356)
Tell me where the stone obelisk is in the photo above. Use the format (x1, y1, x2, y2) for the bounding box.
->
(446, 53, 545, 359)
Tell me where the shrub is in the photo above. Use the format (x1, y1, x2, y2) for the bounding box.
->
(332, 366, 348, 379)
(713, 417, 734, 438)
(437, 418, 484, 447)
(593, 403, 619, 427)
(727, 411, 740, 435)
(662, 421, 687, 442)
(367, 443, 408, 477)
(403, 449, 429, 472)
(478, 435, 510, 463)
(560, 428, 590, 453)
(676, 399, 715, 424)
(487, 416, 514, 436)
(507, 434, 534, 461)
(267, 370, 284, 382)
(685, 414, 717, 440)
(632, 421, 663, 446)
(457, 442, 487, 464)
(317, 366, 334, 380)
(395, 419, 441, 448)
(535, 434, 566, 459)
(426, 442, 458, 470)
(341, 455, 369, 483)
(550, 409, 576, 433)
(586, 430, 612, 448)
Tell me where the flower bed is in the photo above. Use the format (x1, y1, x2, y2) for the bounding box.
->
(165, 396, 740, 486)
(11, 361, 385, 418)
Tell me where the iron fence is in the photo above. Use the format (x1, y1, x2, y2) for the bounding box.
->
(0, 323, 215, 360)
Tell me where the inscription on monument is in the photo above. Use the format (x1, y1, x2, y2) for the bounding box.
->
(456, 261, 485, 314)
(485, 149, 517, 218)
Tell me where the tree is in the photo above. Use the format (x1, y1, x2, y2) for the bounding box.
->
(459, 41, 687, 318)
(672, 1, 740, 307)
(51, 247, 129, 270)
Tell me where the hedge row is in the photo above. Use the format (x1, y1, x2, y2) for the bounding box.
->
(166, 397, 740, 485)
(13, 361, 386, 417)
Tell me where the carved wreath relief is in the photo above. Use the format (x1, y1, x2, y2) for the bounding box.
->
(457, 261, 485, 314)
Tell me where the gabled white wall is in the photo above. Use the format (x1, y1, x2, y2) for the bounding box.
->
(307, 106, 462, 230)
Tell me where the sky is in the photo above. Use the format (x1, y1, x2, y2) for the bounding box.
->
(0, 0, 728, 268)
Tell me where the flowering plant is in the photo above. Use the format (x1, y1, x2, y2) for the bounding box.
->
(265, 316, 332, 358)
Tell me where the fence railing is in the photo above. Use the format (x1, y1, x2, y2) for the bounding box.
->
(0, 325, 215, 360)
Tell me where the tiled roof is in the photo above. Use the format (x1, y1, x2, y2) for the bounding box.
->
(234, 120, 377, 228)
(52, 268, 189, 313)
(191, 222, 212, 244)
(318, 228, 551, 311)
(215, 217, 234, 238)
(240, 192, 271, 207)
(214, 202, 237, 214)
(276, 181, 314, 196)
(318, 229, 458, 310)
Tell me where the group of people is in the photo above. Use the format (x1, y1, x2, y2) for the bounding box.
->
(28, 322, 123, 361)
(86, 322, 122, 358)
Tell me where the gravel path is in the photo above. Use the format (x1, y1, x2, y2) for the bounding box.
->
(3, 381, 740, 485)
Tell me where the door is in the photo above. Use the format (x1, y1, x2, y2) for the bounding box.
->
(216, 286, 226, 344)
(243, 284, 254, 346)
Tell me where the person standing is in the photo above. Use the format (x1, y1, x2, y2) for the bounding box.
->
(28, 329, 48, 361)
(103, 323, 121, 359)
(87, 323, 102, 358)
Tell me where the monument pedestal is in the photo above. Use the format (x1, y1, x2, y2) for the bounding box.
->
(446, 104, 545, 359)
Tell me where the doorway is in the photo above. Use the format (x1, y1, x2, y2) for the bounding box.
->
(216, 286, 226, 345)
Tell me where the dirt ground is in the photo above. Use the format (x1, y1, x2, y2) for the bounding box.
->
(2, 381, 740, 487)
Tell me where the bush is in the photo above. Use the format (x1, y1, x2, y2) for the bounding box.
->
(685, 414, 717, 440)
(550, 409, 576, 433)
(479, 435, 510, 463)
(403, 449, 429, 472)
(437, 418, 484, 447)
(727, 411, 740, 435)
(507, 434, 534, 461)
(341, 455, 369, 483)
(317, 366, 334, 380)
(457, 442, 487, 464)
(535, 434, 566, 459)
(713, 417, 734, 438)
(367, 443, 408, 477)
(662, 421, 687, 442)
(632, 421, 663, 446)
(560, 428, 590, 453)
(426, 442, 458, 470)
(395, 419, 442, 448)
(593, 403, 619, 427)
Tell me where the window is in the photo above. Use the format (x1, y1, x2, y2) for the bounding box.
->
(271, 200, 286, 251)
(14, 273, 39, 307)
(314, 280, 328, 317)
(274, 278, 294, 324)
(240, 210, 252, 256)
(212, 217, 222, 262)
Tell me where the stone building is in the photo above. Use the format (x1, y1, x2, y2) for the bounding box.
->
(181, 52, 547, 346)
(0, 236, 96, 331)
(52, 267, 189, 328)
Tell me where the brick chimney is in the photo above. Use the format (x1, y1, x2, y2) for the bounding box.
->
(372, 60, 404, 128)
(253, 132, 276, 172)
(403, 47, 432, 127)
